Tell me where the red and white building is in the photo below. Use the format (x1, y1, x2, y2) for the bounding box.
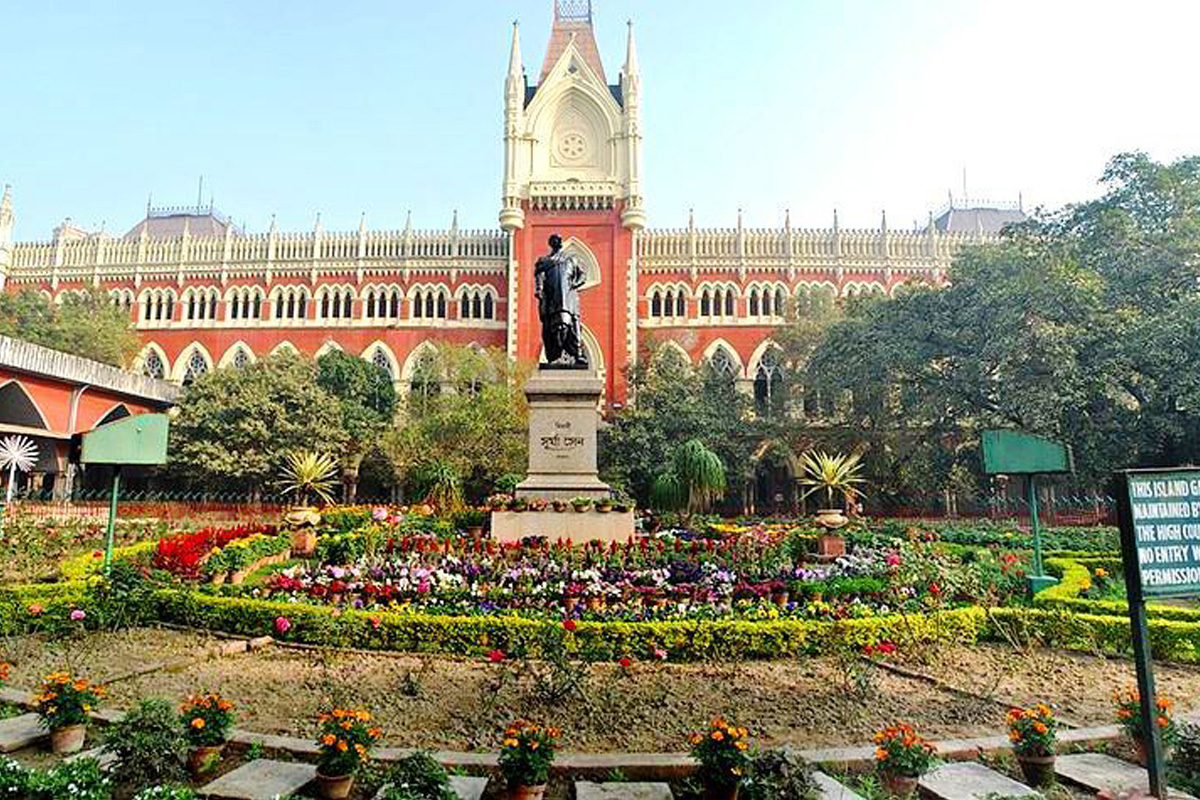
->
(0, 1, 1022, 411)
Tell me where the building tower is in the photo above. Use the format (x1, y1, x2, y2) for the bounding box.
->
(500, 0, 644, 405)
(0, 186, 13, 292)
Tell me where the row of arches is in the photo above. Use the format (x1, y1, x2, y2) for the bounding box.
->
(645, 280, 891, 323)
(110, 283, 500, 326)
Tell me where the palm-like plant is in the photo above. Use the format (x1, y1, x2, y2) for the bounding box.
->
(415, 458, 464, 512)
(798, 450, 866, 509)
(278, 451, 339, 507)
(0, 435, 38, 505)
(651, 439, 727, 521)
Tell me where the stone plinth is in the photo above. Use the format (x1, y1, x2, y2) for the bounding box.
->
(516, 368, 611, 502)
(491, 509, 635, 543)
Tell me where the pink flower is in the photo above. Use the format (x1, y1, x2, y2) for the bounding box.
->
(70, 609, 86, 621)
(372, 507, 388, 522)
(653, 648, 668, 661)
(275, 616, 292, 634)
(885, 552, 901, 567)
(487, 649, 506, 663)
(562, 619, 577, 632)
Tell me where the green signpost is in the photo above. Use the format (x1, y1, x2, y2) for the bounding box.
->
(1115, 467, 1200, 799)
(77, 413, 170, 574)
(981, 429, 1074, 592)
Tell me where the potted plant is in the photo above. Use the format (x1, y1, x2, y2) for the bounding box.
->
(552, 499, 569, 512)
(314, 708, 381, 799)
(529, 498, 549, 512)
(511, 497, 529, 513)
(181, 692, 235, 779)
(34, 671, 104, 754)
(1115, 687, 1177, 766)
(571, 496, 593, 513)
(689, 718, 751, 800)
(799, 451, 866, 557)
(488, 493, 513, 512)
(1008, 703, 1057, 786)
(595, 496, 614, 513)
(455, 508, 489, 539)
(279, 451, 339, 556)
(499, 720, 559, 800)
(873, 723, 935, 798)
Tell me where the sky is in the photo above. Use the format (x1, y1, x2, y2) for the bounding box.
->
(3, 0, 1200, 240)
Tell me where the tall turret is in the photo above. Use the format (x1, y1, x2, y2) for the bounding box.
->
(499, 21, 526, 232)
(620, 21, 644, 230)
(0, 185, 13, 291)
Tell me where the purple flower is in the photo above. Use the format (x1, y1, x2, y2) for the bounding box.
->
(69, 609, 86, 621)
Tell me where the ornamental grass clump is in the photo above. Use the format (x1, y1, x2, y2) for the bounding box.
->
(498, 720, 560, 791)
(315, 708, 381, 778)
(689, 718, 752, 792)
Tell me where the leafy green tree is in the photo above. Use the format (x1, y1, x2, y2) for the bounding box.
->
(650, 438, 727, 520)
(167, 352, 346, 495)
(601, 341, 762, 509)
(804, 151, 1200, 492)
(380, 346, 528, 503)
(0, 289, 139, 367)
(316, 349, 397, 502)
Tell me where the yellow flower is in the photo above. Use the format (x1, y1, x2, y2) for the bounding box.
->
(875, 748, 887, 761)
(503, 738, 519, 748)
(337, 740, 348, 752)
(191, 718, 206, 729)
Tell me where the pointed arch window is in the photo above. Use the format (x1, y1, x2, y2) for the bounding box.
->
(483, 294, 494, 320)
(142, 351, 166, 379)
(700, 291, 711, 317)
(390, 291, 401, 318)
(651, 291, 662, 318)
(724, 290, 735, 317)
(709, 347, 738, 383)
(370, 348, 394, 380)
(749, 289, 760, 317)
(754, 348, 785, 417)
(231, 348, 252, 369)
(182, 350, 210, 386)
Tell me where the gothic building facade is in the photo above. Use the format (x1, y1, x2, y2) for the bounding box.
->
(0, 1, 1022, 411)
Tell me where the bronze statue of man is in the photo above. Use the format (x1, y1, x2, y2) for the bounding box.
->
(534, 233, 588, 367)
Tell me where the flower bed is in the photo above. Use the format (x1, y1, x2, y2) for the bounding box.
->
(153, 524, 276, 580)
(256, 531, 1027, 622)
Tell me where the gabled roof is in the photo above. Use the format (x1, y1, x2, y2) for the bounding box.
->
(539, 14, 606, 86)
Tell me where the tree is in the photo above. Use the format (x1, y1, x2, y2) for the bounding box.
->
(380, 346, 528, 503)
(315, 349, 397, 502)
(804, 152, 1200, 492)
(0, 289, 139, 367)
(601, 341, 762, 509)
(650, 439, 727, 521)
(167, 352, 347, 495)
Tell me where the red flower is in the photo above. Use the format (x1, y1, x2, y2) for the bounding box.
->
(929, 583, 942, 596)
(562, 619, 577, 632)
(618, 657, 632, 668)
(487, 650, 506, 663)
(370, 617, 382, 630)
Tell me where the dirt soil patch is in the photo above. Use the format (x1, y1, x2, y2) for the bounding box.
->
(3, 629, 1198, 754)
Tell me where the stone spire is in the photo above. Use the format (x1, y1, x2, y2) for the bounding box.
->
(0, 185, 13, 291)
(506, 20, 523, 84)
(623, 19, 639, 80)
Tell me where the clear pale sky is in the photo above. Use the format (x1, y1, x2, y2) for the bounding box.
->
(3, 0, 1198, 239)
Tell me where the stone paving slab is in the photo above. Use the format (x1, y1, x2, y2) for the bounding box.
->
(575, 781, 673, 800)
(814, 771, 868, 800)
(198, 759, 316, 800)
(919, 761, 1038, 800)
(1057, 752, 1196, 799)
(0, 714, 44, 753)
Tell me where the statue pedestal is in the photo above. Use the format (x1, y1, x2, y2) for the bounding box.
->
(515, 368, 611, 501)
(497, 367, 634, 543)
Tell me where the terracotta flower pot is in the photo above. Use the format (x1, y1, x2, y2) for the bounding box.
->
(1016, 752, 1056, 787)
(290, 527, 318, 557)
(49, 724, 86, 754)
(815, 508, 849, 529)
(816, 533, 846, 558)
(509, 784, 547, 800)
(881, 774, 919, 799)
(772, 591, 790, 608)
(704, 783, 740, 800)
(315, 772, 355, 800)
(188, 744, 224, 778)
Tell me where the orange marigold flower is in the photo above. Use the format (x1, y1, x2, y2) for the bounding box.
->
(1158, 716, 1171, 728)
(191, 718, 206, 729)
(323, 734, 336, 746)
(337, 740, 348, 752)
(1033, 722, 1048, 735)
(712, 731, 724, 741)
(503, 738, 519, 748)
(875, 748, 888, 761)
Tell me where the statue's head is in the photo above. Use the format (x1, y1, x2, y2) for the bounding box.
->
(548, 234, 563, 251)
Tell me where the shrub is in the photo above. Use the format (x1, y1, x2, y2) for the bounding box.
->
(1170, 723, 1200, 796)
(873, 724, 936, 777)
(26, 758, 111, 800)
(85, 560, 154, 630)
(383, 752, 456, 800)
(180, 692, 236, 747)
(689, 719, 751, 789)
(34, 671, 104, 730)
(133, 788, 198, 800)
(1007, 703, 1057, 756)
(0, 756, 28, 798)
(498, 720, 559, 788)
(316, 709, 380, 777)
(743, 748, 818, 800)
(102, 699, 189, 788)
